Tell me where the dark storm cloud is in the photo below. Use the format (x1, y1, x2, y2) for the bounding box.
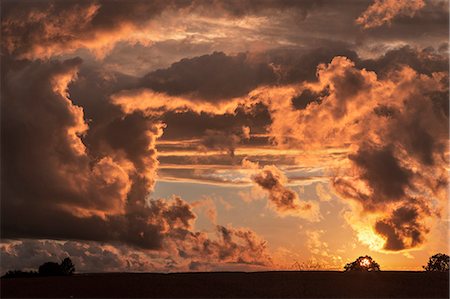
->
(160, 103, 271, 140)
(2, 195, 195, 250)
(197, 0, 320, 18)
(361, 46, 449, 76)
(291, 88, 329, 110)
(348, 145, 412, 205)
(266, 46, 360, 84)
(139, 52, 277, 102)
(0, 56, 275, 270)
(1, 57, 185, 249)
(374, 205, 429, 251)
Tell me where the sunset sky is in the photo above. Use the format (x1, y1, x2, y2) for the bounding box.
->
(1, 0, 449, 273)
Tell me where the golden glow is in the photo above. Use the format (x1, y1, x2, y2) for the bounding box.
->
(357, 227, 385, 251)
(359, 257, 371, 268)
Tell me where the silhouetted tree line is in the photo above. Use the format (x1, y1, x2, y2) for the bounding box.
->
(2, 257, 75, 278)
(343, 253, 449, 272)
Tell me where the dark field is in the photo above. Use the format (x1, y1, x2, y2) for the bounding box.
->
(1, 271, 449, 298)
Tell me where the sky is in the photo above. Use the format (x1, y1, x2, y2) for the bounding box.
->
(0, 0, 449, 273)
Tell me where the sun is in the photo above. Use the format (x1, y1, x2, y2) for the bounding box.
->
(359, 258, 371, 268)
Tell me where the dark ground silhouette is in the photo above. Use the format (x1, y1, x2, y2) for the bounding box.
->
(1, 271, 448, 298)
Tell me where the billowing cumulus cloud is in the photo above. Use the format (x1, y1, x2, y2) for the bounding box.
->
(2, 58, 168, 247)
(2, 58, 132, 217)
(261, 54, 448, 251)
(1, 55, 275, 269)
(356, 0, 425, 29)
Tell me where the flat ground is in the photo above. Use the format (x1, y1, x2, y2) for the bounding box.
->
(1, 271, 449, 298)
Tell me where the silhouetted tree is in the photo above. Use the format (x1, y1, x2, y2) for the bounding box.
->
(38, 262, 63, 276)
(344, 255, 380, 272)
(423, 253, 449, 272)
(60, 257, 75, 275)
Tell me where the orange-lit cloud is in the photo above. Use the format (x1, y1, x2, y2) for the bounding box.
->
(282, 57, 448, 251)
(242, 160, 321, 221)
(1, 0, 448, 273)
(1, 222, 273, 273)
(356, 0, 425, 29)
(111, 88, 247, 115)
(1, 1, 197, 59)
(235, 54, 448, 251)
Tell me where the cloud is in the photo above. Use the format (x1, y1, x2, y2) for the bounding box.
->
(361, 46, 449, 76)
(181, 225, 273, 267)
(1, 0, 322, 60)
(356, 0, 425, 29)
(256, 53, 447, 250)
(327, 61, 446, 250)
(2, 57, 131, 216)
(199, 126, 251, 158)
(0, 56, 276, 271)
(247, 164, 321, 221)
(194, 0, 319, 18)
(1, 222, 273, 273)
(158, 103, 271, 141)
(242, 126, 251, 139)
(1, 0, 193, 59)
(109, 51, 284, 118)
(139, 52, 278, 101)
(1, 58, 185, 249)
(111, 88, 247, 116)
(315, 183, 332, 202)
(110, 48, 363, 118)
(374, 205, 429, 251)
(191, 197, 218, 225)
(305, 230, 343, 269)
(347, 145, 413, 206)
